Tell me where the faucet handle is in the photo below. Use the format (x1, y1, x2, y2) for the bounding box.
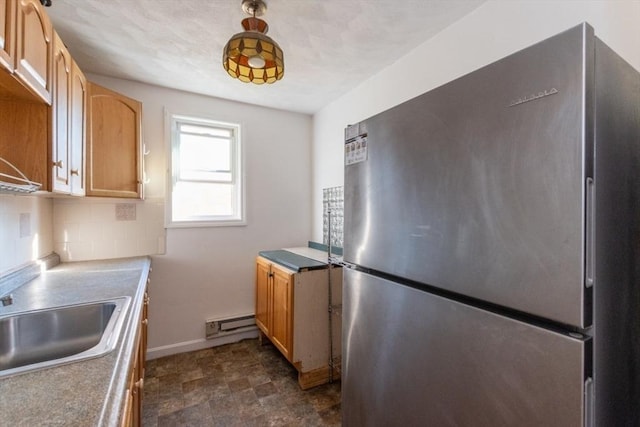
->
(1, 294, 13, 306)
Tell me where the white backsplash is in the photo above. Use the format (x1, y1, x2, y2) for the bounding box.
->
(0, 195, 53, 275)
(53, 197, 165, 262)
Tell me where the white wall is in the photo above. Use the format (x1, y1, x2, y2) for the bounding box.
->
(0, 195, 53, 275)
(72, 76, 312, 356)
(311, 0, 640, 241)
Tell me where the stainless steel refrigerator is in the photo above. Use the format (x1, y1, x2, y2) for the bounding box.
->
(342, 23, 640, 427)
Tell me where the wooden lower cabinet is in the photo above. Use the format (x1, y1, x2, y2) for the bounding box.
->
(255, 257, 272, 338)
(121, 334, 139, 427)
(255, 256, 342, 389)
(121, 369, 134, 427)
(121, 283, 149, 427)
(269, 263, 293, 360)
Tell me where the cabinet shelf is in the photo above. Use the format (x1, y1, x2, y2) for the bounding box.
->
(0, 157, 41, 194)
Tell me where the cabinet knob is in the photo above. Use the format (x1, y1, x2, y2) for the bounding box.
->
(70, 169, 79, 176)
(142, 319, 148, 325)
(53, 160, 63, 168)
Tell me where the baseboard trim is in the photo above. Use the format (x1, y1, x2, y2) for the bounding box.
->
(146, 328, 259, 360)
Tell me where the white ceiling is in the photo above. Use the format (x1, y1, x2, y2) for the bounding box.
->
(47, 0, 485, 114)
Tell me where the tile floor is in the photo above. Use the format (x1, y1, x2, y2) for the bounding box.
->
(142, 338, 342, 426)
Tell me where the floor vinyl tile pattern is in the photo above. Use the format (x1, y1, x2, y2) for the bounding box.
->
(142, 339, 341, 426)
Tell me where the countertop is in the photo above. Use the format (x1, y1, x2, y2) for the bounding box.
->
(0, 256, 151, 427)
(258, 249, 328, 272)
(258, 246, 341, 272)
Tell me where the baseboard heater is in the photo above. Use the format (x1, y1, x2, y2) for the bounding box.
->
(205, 314, 256, 339)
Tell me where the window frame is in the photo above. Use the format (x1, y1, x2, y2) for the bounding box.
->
(165, 111, 246, 228)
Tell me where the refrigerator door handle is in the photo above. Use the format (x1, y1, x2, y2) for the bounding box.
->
(585, 177, 595, 288)
(584, 377, 594, 427)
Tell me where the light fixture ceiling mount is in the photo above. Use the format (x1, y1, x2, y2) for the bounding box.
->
(222, 0, 284, 85)
(241, 0, 265, 17)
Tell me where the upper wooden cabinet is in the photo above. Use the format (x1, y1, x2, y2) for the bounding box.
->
(14, 0, 52, 103)
(51, 30, 71, 193)
(51, 30, 85, 195)
(0, 30, 85, 196)
(69, 59, 86, 195)
(0, 1, 144, 199)
(0, 0, 53, 104)
(86, 82, 143, 199)
(0, 0, 15, 72)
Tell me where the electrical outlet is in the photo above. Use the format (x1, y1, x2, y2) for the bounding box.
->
(115, 203, 136, 221)
(19, 213, 30, 238)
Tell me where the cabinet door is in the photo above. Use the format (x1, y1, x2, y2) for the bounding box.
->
(86, 81, 143, 198)
(14, 0, 51, 104)
(142, 286, 149, 358)
(255, 257, 271, 336)
(51, 31, 70, 193)
(271, 266, 293, 360)
(120, 370, 134, 427)
(0, 0, 14, 71)
(69, 59, 86, 195)
(133, 330, 144, 427)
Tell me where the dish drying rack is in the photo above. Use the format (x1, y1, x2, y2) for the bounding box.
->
(0, 156, 41, 194)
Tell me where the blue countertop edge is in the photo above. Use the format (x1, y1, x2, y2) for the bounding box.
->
(258, 250, 328, 272)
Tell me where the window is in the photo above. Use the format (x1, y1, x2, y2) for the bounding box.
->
(167, 114, 244, 227)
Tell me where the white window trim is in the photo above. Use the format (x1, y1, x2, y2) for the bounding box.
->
(165, 109, 246, 228)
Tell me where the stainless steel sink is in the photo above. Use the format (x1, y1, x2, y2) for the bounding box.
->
(0, 297, 130, 378)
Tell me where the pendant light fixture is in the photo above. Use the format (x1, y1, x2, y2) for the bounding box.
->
(222, 0, 284, 84)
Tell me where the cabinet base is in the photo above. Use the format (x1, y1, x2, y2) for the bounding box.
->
(258, 329, 269, 346)
(258, 330, 341, 390)
(295, 364, 341, 390)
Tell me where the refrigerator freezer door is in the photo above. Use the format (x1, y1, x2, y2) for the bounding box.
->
(342, 269, 588, 427)
(344, 24, 593, 328)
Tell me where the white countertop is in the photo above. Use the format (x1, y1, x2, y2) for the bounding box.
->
(284, 246, 327, 263)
